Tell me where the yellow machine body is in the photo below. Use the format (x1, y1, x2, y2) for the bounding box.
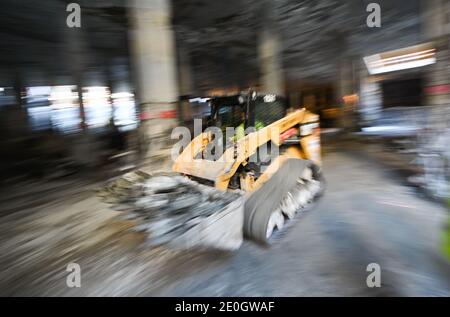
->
(173, 108, 321, 193)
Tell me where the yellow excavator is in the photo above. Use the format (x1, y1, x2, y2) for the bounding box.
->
(99, 91, 324, 247)
(173, 91, 324, 243)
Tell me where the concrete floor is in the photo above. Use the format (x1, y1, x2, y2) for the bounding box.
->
(1, 140, 449, 296)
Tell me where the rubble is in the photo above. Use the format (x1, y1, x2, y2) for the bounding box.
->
(98, 171, 244, 251)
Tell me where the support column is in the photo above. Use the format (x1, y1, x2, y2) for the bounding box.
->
(130, 0, 179, 167)
(177, 43, 193, 97)
(258, 2, 285, 96)
(13, 74, 24, 108)
(335, 55, 359, 132)
(336, 56, 355, 104)
(423, 0, 450, 129)
(12, 71, 30, 136)
(359, 67, 382, 125)
(64, 22, 88, 131)
(259, 28, 285, 96)
(176, 42, 194, 123)
(419, 0, 450, 198)
(76, 75, 86, 130)
(289, 92, 301, 109)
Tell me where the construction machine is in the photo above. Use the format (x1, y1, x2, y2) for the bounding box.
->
(99, 91, 324, 249)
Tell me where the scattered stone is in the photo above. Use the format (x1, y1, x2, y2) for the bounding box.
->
(98, 171, 244, 251)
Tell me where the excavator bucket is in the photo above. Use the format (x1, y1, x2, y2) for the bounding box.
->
(98, 171, 245, 251)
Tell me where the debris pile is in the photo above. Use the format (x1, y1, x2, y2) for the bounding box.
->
(98, 171, 244, 251)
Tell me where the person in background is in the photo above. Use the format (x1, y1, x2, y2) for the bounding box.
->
(443, 199, 450, 262)
(234, 109, 265, 142)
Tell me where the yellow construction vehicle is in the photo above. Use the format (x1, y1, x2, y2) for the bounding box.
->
(99, 91, 324, 248)
(172, 91, 324, 243)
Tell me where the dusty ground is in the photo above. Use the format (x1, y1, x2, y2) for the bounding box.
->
(0, 140, 449, 296)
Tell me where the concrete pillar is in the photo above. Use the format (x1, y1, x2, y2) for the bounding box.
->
(104, 64, 115, 123)
(176, 42, 194, 123)
(419, 0, 450, 198)
(289, 92, 301, 109)
(130, 0, 179, 166)
(64, 23, 88, 131)
(335, 55, 359, 131)
(422, 0, 450, 40)
(423, 0, 450, 129)
(359, 68, 382, 125)
(13, 75, 23, 108)
(75, 77, 86, 130)
(177, 43, 193, 97)
(259, 28, 285, 96)
(335, 56, 356, 104)
(258, 1, 285, 96)
(12, 72, 30, 136)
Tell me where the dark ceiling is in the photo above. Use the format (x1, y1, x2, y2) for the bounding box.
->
(0, 0, 423, 91)
(173, 0, 423, 89)
(0, 0, 129, 86)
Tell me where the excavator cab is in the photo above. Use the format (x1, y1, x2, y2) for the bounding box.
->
(208, 93, 287, 135)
